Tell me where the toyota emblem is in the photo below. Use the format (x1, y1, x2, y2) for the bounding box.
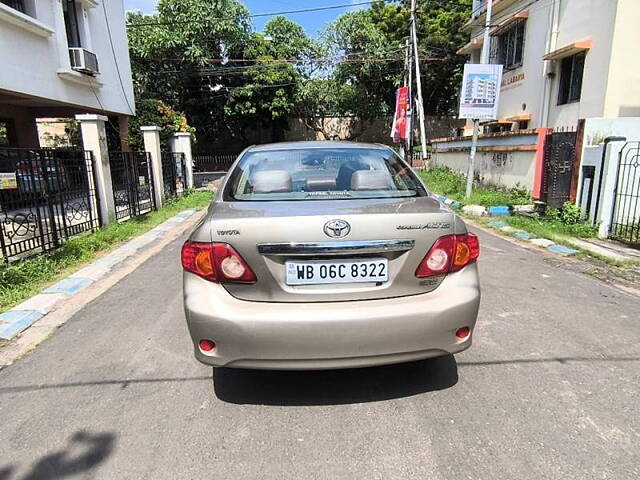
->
(324, 219, 351, 238)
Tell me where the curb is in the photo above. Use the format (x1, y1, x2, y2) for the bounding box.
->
(432, 195, 580, 259)
(0, 209, 197, 341)
(435, 194, 514, 217)
(436, 195, 462, 210)
(485, 220, 579, 256)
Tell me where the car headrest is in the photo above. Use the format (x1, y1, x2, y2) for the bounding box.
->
(251, 170, 293, 193)
(350, 170, 395, 191)
(305, 176, 336, 192)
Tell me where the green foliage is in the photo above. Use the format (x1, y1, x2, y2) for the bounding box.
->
(420, 165, 466, 197)
(126, 0, 473, 143)
(546, 201, 583, 225)
(39, 121, 82, 148)
(126, 99, 194, 151)
(223, 17, 320, 138)
(322, 2, 407, 119)
(319, 0, 472, 118)
(127, 0, 251, 145)
(417, 0, 473, 115)
(504, 215, 598, 239)
(0, 191, 213, 313)
(128, 5, 321, 145)
(418, 166, 531, 206)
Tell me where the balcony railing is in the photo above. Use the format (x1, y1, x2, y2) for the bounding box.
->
(1, 0, 25, 13)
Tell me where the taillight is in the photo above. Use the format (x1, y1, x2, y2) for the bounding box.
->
(415, 233, 479, 277)
(181, 241, 256, 283)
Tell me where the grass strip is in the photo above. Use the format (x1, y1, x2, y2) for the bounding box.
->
(502, 215, 598, 239)
(418, 166, 602, 241)
(0, 191, 213, 313)
(418, 167, 531, 207)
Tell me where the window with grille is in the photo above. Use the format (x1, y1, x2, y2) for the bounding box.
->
(490, 18, 526, 71)
(1, 0, 25, 13)
(63, 0, 82, 48)
(557, 52, 586, 105)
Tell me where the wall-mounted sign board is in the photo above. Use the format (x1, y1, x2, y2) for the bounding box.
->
(0, 173, 18, 190)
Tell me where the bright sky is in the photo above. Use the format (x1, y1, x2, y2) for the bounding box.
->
(123, 0, 366, 37)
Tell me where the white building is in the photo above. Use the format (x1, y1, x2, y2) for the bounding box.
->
(0, 0, 135, 147)
(458, 0, 640, 132)
(432, 0, 640, 216)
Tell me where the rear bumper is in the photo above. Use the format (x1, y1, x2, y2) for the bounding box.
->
(183, 264, 480, 370)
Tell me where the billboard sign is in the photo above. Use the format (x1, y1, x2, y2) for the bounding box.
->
(459, 64, 503, 120)
(391, 86, 410, 142)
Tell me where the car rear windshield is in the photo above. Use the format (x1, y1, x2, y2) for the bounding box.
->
(225, 148, 427, 201)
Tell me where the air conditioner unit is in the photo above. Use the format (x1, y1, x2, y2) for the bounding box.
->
(69, 47, 99, 76)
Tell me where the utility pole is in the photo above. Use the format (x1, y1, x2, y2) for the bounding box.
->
(410, 0, 428, 161)
(466, 0, 493, 198)
(405, 38, 413, 160)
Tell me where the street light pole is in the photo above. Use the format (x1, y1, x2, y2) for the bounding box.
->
(466, 0, 493, 198)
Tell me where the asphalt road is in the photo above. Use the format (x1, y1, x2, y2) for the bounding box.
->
(1, 228, 639, 480)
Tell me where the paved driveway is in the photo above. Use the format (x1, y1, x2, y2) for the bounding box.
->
(1, 229, 638, 479)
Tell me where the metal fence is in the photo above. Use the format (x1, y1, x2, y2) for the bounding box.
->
(193, 154, 237, 173)
(161, 152, 186, 199)
(0, 147, 100, 261)
(609, 141, 640, 246)
(410, 151, 432, 169)
(109, 151, 155, 222)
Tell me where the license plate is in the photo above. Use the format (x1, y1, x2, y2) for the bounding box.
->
(285, 258, 388, 285)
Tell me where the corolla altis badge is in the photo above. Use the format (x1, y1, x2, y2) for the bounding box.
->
(324, 219, 351, 238)
(396, 222, 450, 230)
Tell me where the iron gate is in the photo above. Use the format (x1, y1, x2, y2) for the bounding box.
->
(193, 154, 237, 172)
(0, 147, 100, 261)
(542, 129, 577, 208)
(610, 142, 640, 245)
(161, 152, 185, 199)
(109, 151, 155, 222)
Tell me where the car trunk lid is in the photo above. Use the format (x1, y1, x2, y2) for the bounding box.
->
(207, 196, 455, 303)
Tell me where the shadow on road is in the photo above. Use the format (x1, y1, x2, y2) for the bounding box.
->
(0, 430, 115, 480)
(212, 354, 458, 406)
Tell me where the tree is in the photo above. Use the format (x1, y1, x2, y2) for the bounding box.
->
(321, 0, 471, 118)
(223, 17, 320, 141)
(416, 0, 472, 115)
(126, 0, 470, 149)
(128, 6, 318, 147)
(126, 99, 194, 152)
(127, 0, 252, 146)
(322, 2, 408, 119)
(295, 78, 356, 139)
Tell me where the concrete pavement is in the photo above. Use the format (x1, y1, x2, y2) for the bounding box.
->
(0, 228, 639, 479)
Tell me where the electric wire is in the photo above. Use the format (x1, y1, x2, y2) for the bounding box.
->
(127, 1, 381, 28)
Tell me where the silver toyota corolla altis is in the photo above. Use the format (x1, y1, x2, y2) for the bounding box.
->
(182, 142, 480, 370)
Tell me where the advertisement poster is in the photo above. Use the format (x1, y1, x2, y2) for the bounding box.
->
(459, 64, 503, 120)
(0, 172, 18, 190)
(390, 86, 410, 142)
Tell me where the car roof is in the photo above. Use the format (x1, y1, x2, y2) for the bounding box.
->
(246, 141, 391, 152)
